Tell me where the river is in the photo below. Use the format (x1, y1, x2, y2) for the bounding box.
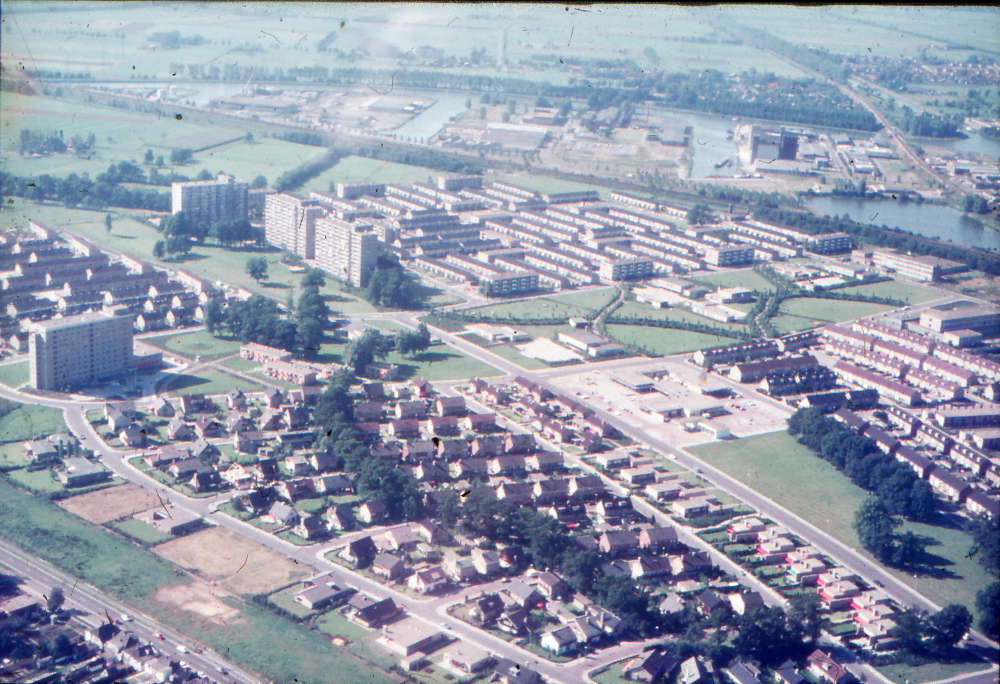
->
(803, 195, 1000, 252)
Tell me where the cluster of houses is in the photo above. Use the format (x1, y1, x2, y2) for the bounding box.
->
(22, 432, 114, 489)
(1, 221, 220, 349)
(833, 405, 1000, 519)
(0, 587, 235, 684)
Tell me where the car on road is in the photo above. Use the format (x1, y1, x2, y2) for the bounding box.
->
(874, 580, 884, 588)
(179, 661, 189, 669)
(121, 614, 132, 622)
(177, 646, 190, 654)
(153, 632, 164, 640)
(441, 622, 452, 630)
(216, 666, 228, 674)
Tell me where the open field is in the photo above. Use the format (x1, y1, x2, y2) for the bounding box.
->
(461, 288, 617, 323)
(302, 154, 441, 193)
(606, 324, 742, 356)
(778, 297, 896, 323)
(144, 329, 241, 361)
(59, 482, 163, 524)
(195, 138, 326, 185)
(0, 442, 29, 469)
(153, 526, 310, 595)
(687, 431, 995, 625)
(377, 348, 503, 382)
(0, 477, 186, 600)
(112, 517, 174, 545)
(314, 611, 371, 642)
(0, 361, 30, 389)
(835, 281, 945, 305)
(163, 369, 264, 397)
(877, 658, 994, 684)
(613, 301, 750, 333)
(690, 269, 777, 293)
(0, 402, 69, 442)
(768, 314, 824, 335)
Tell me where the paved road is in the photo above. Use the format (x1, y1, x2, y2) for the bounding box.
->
(0, 541, 256, 684)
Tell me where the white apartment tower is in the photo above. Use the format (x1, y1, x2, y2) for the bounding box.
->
(315, 216, 378, 288)
(264, 193, 326, 259)
(171, 173, 249, 229)
(27, 307, 135, 390)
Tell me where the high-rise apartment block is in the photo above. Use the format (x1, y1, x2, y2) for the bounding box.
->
(315, 216, 378, 288)
(27, 307, 135, 390)
(171, 174, 248, 229)
(264, 193, 326, 259)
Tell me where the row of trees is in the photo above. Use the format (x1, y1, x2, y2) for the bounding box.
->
(751, 207, 1000, 275)
(1, 170, 171, 212)
(273, 148, 344, 193)
(788, 408, 937, 522)
(18, 128, 96, 156)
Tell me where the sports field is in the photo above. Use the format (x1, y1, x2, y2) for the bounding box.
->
(460, 288, 617, 323)
(778, 297, 896, 323)
(835, 281, 944, 305)
(687, 431, 995, 626)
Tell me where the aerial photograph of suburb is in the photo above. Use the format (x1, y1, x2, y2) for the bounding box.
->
(0, 3, 998, 684)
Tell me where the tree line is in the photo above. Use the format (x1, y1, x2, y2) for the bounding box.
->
(1, 170, 170, 212)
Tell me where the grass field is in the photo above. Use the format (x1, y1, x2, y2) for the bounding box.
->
(267, 584, 316, 618)
(0, 361, 30, 388)
(314, 612, 371, 642)
(768, 314, 825, 335)
(687, 431, 995, 626)
(0, 477, 186, 600)
(219, 357, 260, 373)
(877, 658, 993, 684)
(0, 402, 69, 442)
(835, 281, 945, 305)
(112, 517, 174, 545)
(302, 154, 442, 193)
(606, 324, 743, 356)
(691, 269, 777, 293)
(613, 301, 750, 333)
(779, 297, 896, 323)
(163, 369, 264, 396)
(461, 288, 617, 323)
(0, 443, 29, 470)
(196, 138, 327, 185)
(143, 329, 242, 361)
(377, 348, 503, 382)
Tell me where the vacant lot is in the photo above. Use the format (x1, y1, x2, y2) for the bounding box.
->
(60, 482, 163, 524)
(163, 369, 264, 397)
(606, 324, 741, 356)
(687, 431, 994, 626)
(153, 526, 309, 595)
(153, 581, 244, 626)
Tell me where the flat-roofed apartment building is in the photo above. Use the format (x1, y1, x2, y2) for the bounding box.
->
(171, 174, 248, 229)
(704, 244, 754, 267)
(264, 193, 328, 259)
(315, 215, 378, 288)
(27, 307, 134, 390)
(868, 249, 966, 282)
(919, 305, 1000, 334)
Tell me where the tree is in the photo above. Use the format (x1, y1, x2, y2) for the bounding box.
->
(301, 268, 326, 289)
(891, 530, 927, 568)
(929, 604, 972, 650)
(144, 149, 154, 164)
(787, 592, 823, 646)
(244, 132, 254, 143)
(967, 515, 999, 577)
(246, 256, 269, 284)
(398, 322, 432, 357)
(975, 582, 999, 640)
(196, 168, 213, 181)
(169, 148, 194, 165)
(250, 174, 268, 189)
(735, 606, 800, 665)
(686, 203, 714, 225)
(155, 155, 165, 167)
(46, 587, 65, 614)
(165, 234, 191, 257)
(356, 459, 423, 521)
(152, 240, 166, 259)
(105, 213, 113, 233)
(594, 575, 657, 636)
(854, 497, 899, 563)
(346, 329, 389, 375)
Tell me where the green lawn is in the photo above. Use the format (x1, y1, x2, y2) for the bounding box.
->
(198, 138, 328, 186)
(301, 154, 443, 194)
(768, 314, 825, 335)
(0, 442, 29, 470)
(0, 477, 186, 600)
(605, 324, 741, 356)
(0, 402, 69, 442)
(877, 658, 994, 684)
(778, 297, 896, 323)
(613, 301, 750, 333)
(314, 611, 372, 642)
(691, 269, 777, 293)
(835, 280, 944, 305)
(687, 431, 995, 626)
(460, 289, 617, 323)
(111, 517, 174, 546)
(143, 329, 243, 361)
(592, 660, 631, 684)
(163, 369, 264, 396)
(267, 585, 315, 618)
(6, 467, 69, 493)
(347, 347, 505, 382)
(0, 361, 30, 388)
(220, 357, 261, 373)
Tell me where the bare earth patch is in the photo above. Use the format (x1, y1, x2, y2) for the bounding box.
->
(59, 482, 162, 524)
(154, 582, 244, 626)
(153, 526, 309, 595)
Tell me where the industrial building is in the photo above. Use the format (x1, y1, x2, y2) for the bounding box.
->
(862, 249, 967, 282)
(26, 307, 135, 390)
